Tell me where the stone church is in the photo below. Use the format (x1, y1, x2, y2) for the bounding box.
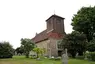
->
(32, 14, 66, 57)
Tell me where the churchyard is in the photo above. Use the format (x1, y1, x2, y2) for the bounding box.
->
(1, 6, 95, 64)
(0, 56, 95, 64)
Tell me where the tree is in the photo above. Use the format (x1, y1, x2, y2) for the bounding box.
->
(0, 42, 14, 58)
(87, 38, 95, 52)
(21, 38, 35, 58)
(61, 31, 87, 58)
(71, 6, 95, 42)
(33, 47, 44, 58)
(15, 46, 24, 55)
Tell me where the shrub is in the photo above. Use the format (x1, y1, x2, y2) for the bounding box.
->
(85, 52, 95, 61)
(0, 42, 14, 58)
(87, 39, 95, 52)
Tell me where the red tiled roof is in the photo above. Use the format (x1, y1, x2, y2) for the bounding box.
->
(32, 30, 64, 43)
(47, 32, 64, 39)
(32, 30, 48, 43)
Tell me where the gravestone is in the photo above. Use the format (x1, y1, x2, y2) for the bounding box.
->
(62, 49, 68, 64)
(36, 57, 41, 60)
(76, 52, 79, 57)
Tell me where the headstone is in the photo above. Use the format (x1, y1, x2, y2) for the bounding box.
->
(62, 49, 68, 64)
(36, 58, 41, 60)
(51, 56, 54, 59)
(76, 52, 79, 57)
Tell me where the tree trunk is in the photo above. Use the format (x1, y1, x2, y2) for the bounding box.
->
(37, 52, 39, 58)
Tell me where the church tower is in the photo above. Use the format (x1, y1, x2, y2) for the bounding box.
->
(46, 14, 65, 34)
(32, 14, 66, 57)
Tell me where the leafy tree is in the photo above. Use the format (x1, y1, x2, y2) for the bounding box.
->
(42, 48, 46, 56)
(71, 6, 95, 42)
(33, 47, 44, 58)
(21, 38, 35, 58)
(61, 31, 87, 58)
(87, 38, 95, 52)
(0, 42, 14, 58)
(15, 46, 24, 55)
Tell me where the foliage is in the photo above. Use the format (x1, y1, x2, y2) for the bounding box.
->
(0, 42, 14, 58)
(15, 46, 24, 55)
(87, 38, 95, 52)
(21, 38, 35, 58)
(85, 52, 95, 61)
(71, 6, 95, 42)
(61, 31, 87, 58)
(33, 47, 45, 58)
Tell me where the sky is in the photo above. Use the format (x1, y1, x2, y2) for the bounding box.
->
(0, 0, 95, 49)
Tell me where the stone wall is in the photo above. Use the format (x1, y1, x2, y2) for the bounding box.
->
(36, 38, 60, 57)
(36, 39, 50, 56)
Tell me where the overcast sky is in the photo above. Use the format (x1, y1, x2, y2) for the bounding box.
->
(0, 0, 95, 49)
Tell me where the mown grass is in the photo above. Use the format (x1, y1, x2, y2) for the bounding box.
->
(0, 56, 95, 64)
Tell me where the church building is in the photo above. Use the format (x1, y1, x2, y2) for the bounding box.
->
(32, 14, 66, 57)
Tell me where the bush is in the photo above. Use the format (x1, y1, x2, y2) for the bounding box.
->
(87, 39, 95, 52)
(85, 52, 95, 61)
(0, 42, 14, 58)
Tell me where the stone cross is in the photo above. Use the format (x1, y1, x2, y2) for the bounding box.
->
(62, 49, 68, 64)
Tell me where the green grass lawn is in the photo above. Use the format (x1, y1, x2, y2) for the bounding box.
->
(0, 56, 95, 64)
